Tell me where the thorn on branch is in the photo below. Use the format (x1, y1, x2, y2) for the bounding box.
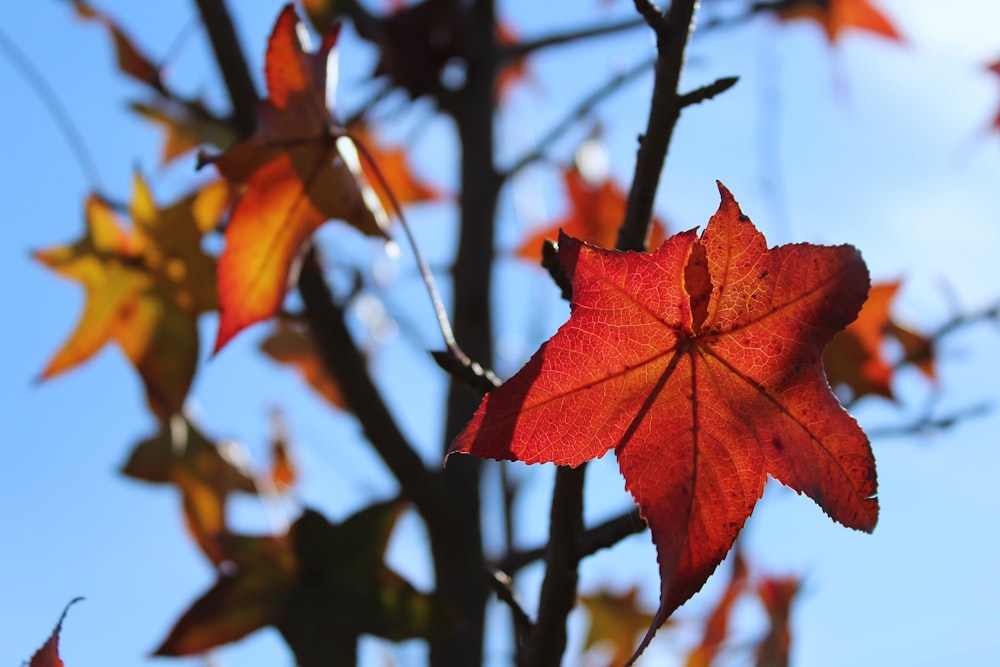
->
(678, 76, 739, 108)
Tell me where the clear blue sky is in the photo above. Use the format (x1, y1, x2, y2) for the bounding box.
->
(3, 1, 1000, 665)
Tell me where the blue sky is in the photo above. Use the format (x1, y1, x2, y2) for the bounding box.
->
(3, 1, 1000, 666)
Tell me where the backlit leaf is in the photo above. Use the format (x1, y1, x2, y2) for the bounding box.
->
(155, 504, 449, 657)
(131, 99, 237, 165)
(259, 316, 349, 410)
(451, 183, 877, 664)
(122, 416, 256, 562)
(824, 281, 934, 400)
(70, 0, 163, 91)
(207, 4, 389, 352)
(683, 549, 748, 667)
(348, 122, 442, 212)
(28, 599, 82, 667)
(768, 0, 900, 43)
(580, 587, 656, 667)
(36, 177, 225, 421)
(754, 575, 801, 667)
(516, 165, 668, 263)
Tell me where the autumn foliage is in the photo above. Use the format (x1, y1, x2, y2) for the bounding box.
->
(22, 0, 998, 665)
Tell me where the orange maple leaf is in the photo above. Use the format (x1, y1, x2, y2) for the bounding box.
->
(260, 316, 349, 411)
(824, 281, 934, 400)
(517, 165, 668, 263)
(769, 0, 900, 43)
(207, 5, 389, 352)
(36, 176, 225, 421)
(70, 0, 163, 91)
(348, 122, 442, 211)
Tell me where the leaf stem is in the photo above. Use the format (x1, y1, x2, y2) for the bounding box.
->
(347, 133, 501, 390)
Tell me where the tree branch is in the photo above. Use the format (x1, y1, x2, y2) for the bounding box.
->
(192, 0, 257, 137)
(297, 251, 446, 522)
(617, 0, 700, 252)
(503, 56, 655, 179)
(192, 0, 454, 556)
(501, 16, 646, 63)
(498, 508, 647, 574)
(520, 465, 586, 667)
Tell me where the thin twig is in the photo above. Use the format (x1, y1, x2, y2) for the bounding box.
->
(501, 16, 647, 63)
(498, 508, 647, 574)
(867, 403, 991, 440)
(488, 567, 534, 648)
(678, 76, 740, 107)
(347, 132, 502, 391)
(503, 56, 656, 179)
(0, 26, 104, 191)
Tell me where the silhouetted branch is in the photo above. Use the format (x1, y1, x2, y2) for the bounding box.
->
(503, 56, 655, 178)
(193, 0, 257, 137)
(501, 16, 646, 62)
(868, 403, 991, 440)
(498, 508, 647, 574)
(521, 465, 586, 667)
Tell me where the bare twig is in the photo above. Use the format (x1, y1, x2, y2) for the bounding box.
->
(488, 567, 534, 648)
(501, 16, 646, 63)
(678, 76, 740, 107)
(348, 133, 501, 391)
(868, 403, 991, 440)
(523, 2, 703, 664)
(498, 508, 647, 574)
(503, 56, 656, 179)
(0, 27, 103, 191)
(296, 250, 447, 521)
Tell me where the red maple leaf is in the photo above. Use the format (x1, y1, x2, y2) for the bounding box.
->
(517, 165, 668, 263)
(451, 183, 877, 663)
(207, 5, 389, 352)
(767, 0, 901, 43)
(28, 599, 83, 667)
(987, 60, 1000, 133)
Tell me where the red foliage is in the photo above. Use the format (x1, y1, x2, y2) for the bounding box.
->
(452, 183, 877, 662)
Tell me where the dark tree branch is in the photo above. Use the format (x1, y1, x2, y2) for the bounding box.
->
(192, 0, 257, 137)
(501, 16, 646, 62)
(679, 76, 740, 108)
(634, 0, 664, 26)
(520, 465, 586, 667)
(868, 403, 991, 440)
(488, 567, 534, 649)
(434, 0, 502, 664)
(498, 508, 647, 574)
(503, 56, 656, 179)
(618, 0, 700, 252)
(297, 252, 447, 522)
(520, 3, 703, 661)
